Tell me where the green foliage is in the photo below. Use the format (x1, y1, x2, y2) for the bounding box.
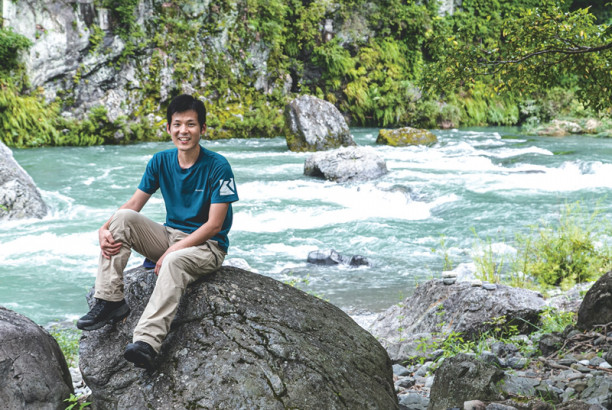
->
(48, 324, 81, 368)
(472, 228, 505, 284)
(64, 394, 91, 410)
(515, 202, 612, 290)
(427, 0, 612, 111)
(538, 307, 576, 334)
(0, 28, 32, 78)
(0, 82, 61, 147)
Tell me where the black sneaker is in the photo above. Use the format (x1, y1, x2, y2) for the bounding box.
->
(76, 298, 130, 331)
(124, 341, 157, 370)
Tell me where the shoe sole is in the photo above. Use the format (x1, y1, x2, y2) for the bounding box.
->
(124, 345, 155, 370)
(76, 303, 130, 331)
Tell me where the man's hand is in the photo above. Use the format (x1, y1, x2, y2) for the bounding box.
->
(99, 228, 122, 259)
(154, 244, 180, 276)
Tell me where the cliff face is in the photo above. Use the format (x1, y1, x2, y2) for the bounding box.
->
(2, 0, 454, 138)
(2, 0, 284, 127)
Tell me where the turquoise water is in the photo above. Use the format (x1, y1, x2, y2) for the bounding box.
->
(1, 128, 611, 325)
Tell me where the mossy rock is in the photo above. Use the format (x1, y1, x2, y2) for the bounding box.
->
(376, 127, 437, 147)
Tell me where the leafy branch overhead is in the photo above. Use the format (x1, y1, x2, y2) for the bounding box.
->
(429, 2, 612, 110)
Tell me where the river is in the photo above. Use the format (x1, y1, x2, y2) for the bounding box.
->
(1, 127, 611, 326)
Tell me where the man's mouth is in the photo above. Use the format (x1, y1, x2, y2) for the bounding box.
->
(178, 137, 190, 142)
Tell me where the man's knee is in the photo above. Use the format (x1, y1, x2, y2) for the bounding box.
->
(109, 209, 139, 231)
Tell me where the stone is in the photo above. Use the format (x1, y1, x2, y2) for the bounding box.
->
(397, 391, 429, 409)
(0, 306, 73, 409)
(539, 333, 564, 356)
(428, 353, 504, 410)
(536, 120, 583, 136)
(369, 280, 545, 362)
(376, 127, 438, 147)
(577, 271, 612, 331)
(79, 266, 397, 409)
(463, 400, 487, 410)
(304, 146, 388, 182)
(284, 95, 356, 152)
(499, 373, 541, 397)
(306, 249, 370, 267)
(580, 375, 612, 408)
(0, 141, 48, 220)
(392, 364, 411, 377)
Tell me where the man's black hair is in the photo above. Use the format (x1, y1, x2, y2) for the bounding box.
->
(166, 94, 206, 129)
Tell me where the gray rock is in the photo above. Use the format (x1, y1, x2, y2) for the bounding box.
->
(284, 95, 356, 152)
(0, 141, 48, 220)
(539, 333, 564, 356)
(398, 391, 429, 410)
(79, 266, 398, 409)
(577, 271, 612, 331)
(579, 375, 612, 408)
(499, 373, 541, 397)
(393, 363, 411, 376)
(463, 399, 487, 410)
(428, 353, 504, 410)
(485, 404, 518, 410)
(369, 280, 545, 362)
(307, 249, 370, 267)
(304, 146, 388, 182)
(0, 306, 73, 409)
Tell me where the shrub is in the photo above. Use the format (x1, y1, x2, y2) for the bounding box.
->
(514, 202, 612, 290)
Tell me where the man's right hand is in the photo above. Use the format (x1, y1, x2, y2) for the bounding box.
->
(99, 228, 122, 259)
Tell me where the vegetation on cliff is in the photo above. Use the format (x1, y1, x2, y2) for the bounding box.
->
(0, 0, 610, 147)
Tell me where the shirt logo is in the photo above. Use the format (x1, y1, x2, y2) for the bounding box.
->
(219, 178, 236, 196)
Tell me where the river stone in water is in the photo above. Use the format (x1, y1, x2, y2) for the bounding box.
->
(79, 266, 397, 409)
(284, 94, 356, 152)
(577, 271, 612, 331)
(376, 127, 437, 147)
(0, 141, 48, 220)
(304, 146, 388, 182)
(369, 279, 545, 362)
(0, 306, 73, 409)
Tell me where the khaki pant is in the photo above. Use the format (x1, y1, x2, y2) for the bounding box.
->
(94, 209, 225, 352)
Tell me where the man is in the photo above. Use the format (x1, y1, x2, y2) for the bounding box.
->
(77, 94, 239, 370)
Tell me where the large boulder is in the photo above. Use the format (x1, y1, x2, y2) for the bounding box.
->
(0, 307, 73, 409)
(304, 146, 388, 182)
(284, 95, 356, 152)
(0, 141, 48, 220)
(369, 280, 546, 362)
(376, 127, 438, 147)
(79, 266, 397, 409)
(577, 271, 612, 331)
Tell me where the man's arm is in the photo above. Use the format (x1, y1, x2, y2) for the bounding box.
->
(154, 202, 229, 275)
(99, 189, 152, 259)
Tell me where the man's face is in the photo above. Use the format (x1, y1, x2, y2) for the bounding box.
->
(167, 110, 205, 152)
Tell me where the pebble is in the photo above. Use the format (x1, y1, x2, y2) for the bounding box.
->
(599, 361, 612, 369)
(482, 283, 497, 291)
(442, 272, 458, 278)
(392, 363, 411, 377)
(470, 280, 483, 287)
(443, 278, 457, 285)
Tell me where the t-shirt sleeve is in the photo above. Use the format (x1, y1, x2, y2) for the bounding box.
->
(137, 155, 160, 195)
(211, 160, 239, 204)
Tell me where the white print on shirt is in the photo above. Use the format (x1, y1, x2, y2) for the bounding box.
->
(219, 178, 236, 196)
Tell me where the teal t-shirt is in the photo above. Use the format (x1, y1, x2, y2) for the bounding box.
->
(137, 146, 239, 252)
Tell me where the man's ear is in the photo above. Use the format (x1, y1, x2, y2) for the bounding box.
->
(200, 124, 207, 136)
(166, 123, 171, 134)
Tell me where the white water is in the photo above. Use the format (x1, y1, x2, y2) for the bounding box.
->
(1, 127, 611, 325)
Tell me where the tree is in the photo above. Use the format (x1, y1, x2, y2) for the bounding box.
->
(427, 1, 612, 111)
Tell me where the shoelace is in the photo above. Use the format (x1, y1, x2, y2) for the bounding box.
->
(89, 301, 107, 317)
